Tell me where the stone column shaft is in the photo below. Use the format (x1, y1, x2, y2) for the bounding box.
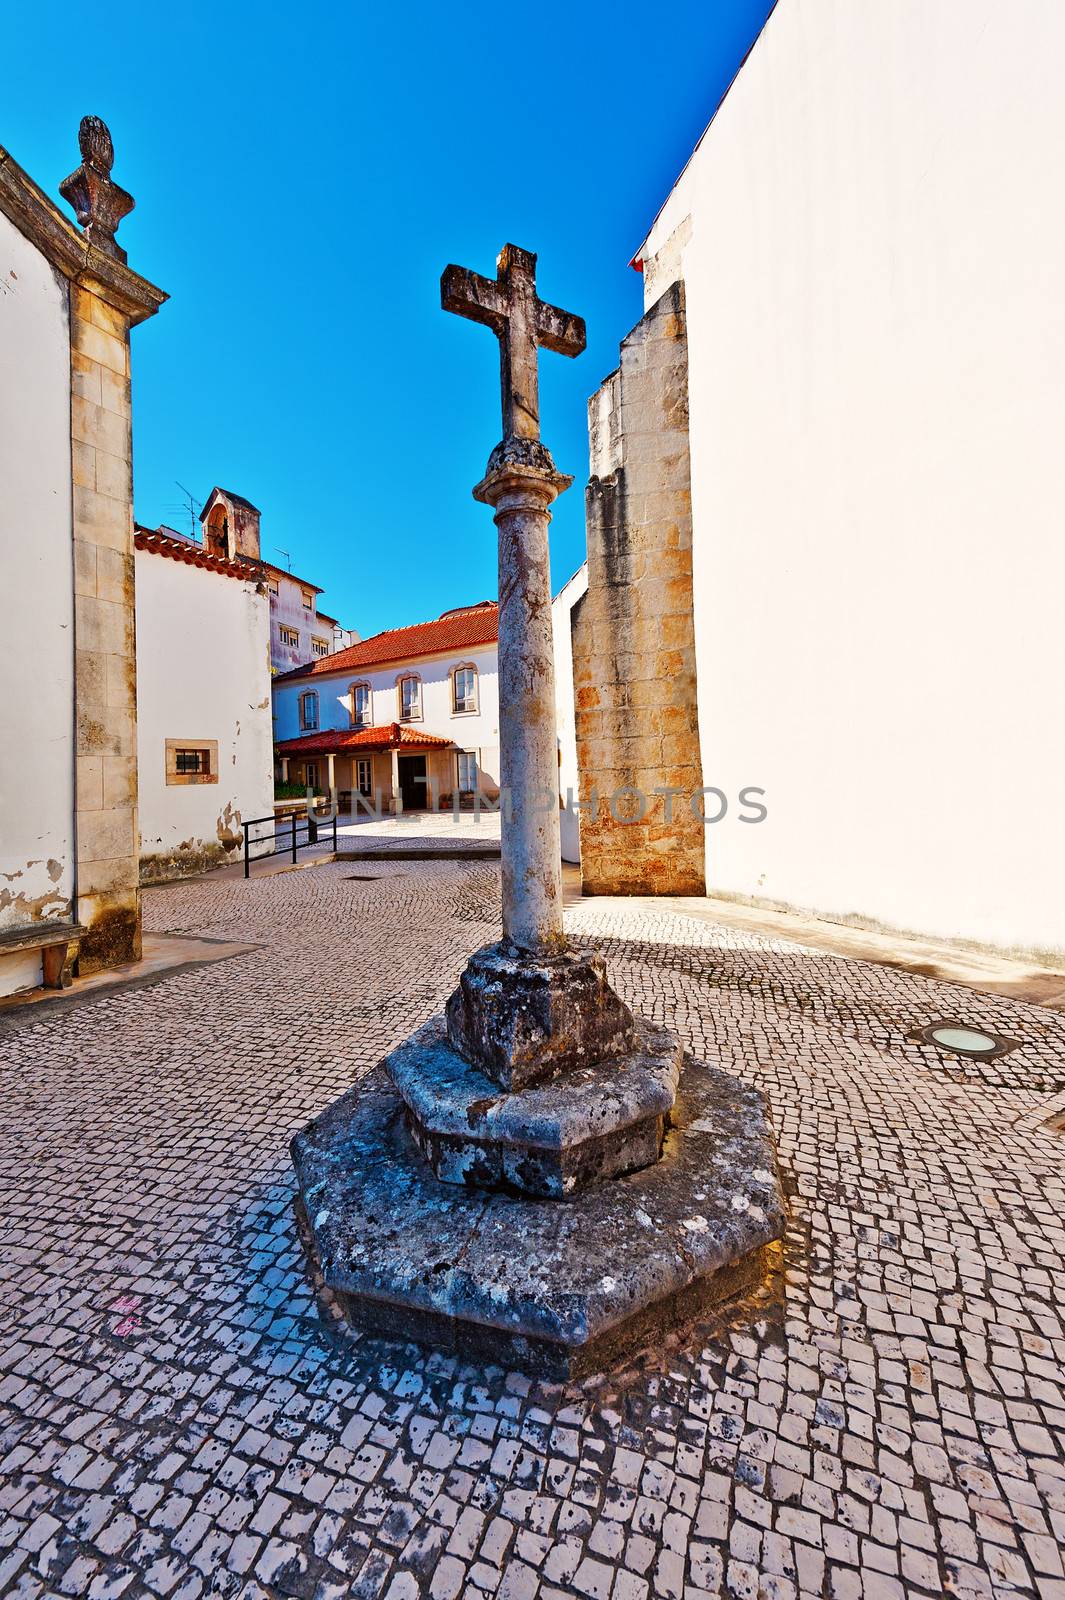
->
(492, 478, 563, 952)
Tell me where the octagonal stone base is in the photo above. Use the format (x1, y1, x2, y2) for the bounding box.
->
(386, 1014, 681, 1198)
(292, 1050, 784, 1379)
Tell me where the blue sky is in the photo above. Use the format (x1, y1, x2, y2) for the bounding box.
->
(6, 1, 773, 638)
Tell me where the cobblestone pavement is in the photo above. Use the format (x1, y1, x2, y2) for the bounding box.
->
(336, 814, 502, 849)
(1, 859, 1063, 1600)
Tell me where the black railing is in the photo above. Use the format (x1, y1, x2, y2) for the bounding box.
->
(242, 808, 338, 877)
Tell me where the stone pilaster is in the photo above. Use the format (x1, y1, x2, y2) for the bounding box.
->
(71, 284, 140, 971)
(572, 281, 705, 896)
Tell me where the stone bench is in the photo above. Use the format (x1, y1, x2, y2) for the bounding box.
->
(0, 921, 85, 990)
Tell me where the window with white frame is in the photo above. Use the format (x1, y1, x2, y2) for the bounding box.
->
(301, 590, 313, 609)
(311, 636, 329, 658)
(452, 664, 478, 714)
(456, 750, 477, 794)
(279, 624, 299, 648)
(350, 682, 371, 726)
(399, 674, 422, 721)
(356, 757, 372, 797)
(299, 690, 319, 731)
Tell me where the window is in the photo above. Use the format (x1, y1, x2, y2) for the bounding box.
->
(299, 691, 319, 731)
(350, 682, 371, 727)
(165, 738, 218, 786)
(305, 762, 319, 790)
(452, 664, 478, 714)
(301, 590, 313, 609)
(357, 757, 372, 797)
(267, 577, 279, 596)
(279, 624, 300, 648)
(456, 750, 477, 794)
(311, 636, 330, 658)
(399, 674, 422, 721)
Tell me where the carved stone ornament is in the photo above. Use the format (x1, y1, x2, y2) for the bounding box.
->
(59, 115, 135, 261)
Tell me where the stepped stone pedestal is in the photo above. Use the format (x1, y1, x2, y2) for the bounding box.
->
(292, 930, 784, 1377)
(292, 1020, 782, 1379)
(292, 243, 783, 1375)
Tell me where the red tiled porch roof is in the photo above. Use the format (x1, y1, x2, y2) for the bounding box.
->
(276, 723, 455, 756)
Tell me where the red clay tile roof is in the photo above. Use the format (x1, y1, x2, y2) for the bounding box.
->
(134, 526, 259, 581)
(274, 601, 498, 683)
(276, 723, 455, 756)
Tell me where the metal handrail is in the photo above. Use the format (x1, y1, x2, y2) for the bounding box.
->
(242, 806, 338, 877)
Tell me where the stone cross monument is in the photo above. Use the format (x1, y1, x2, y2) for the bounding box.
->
(441, 244, 580, 952)
(290, 246, 784, 1379)
(440, 245, 635, 1086)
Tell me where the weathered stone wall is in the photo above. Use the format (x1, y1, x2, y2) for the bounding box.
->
(571, 282, 704, 896)
(71, 285, 141, 971)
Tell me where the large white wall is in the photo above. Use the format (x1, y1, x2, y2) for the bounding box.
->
(641, 0, 1065, 959)
(552, 564, 588, 864)
(136, 552, 273, 874)
(0, 211, 74, 995)
(273, 646, 501, 788)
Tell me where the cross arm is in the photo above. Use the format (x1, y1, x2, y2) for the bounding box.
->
(441, 265, 507, 334)
(535, 299, 586, 360)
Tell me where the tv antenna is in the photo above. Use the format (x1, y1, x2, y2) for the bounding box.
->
(174, 482, 202, 540)
(274, 547, 293, 571)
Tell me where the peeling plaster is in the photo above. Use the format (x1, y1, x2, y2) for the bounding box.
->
(216, 802, 242, 850)
(0, 884, 72, 922)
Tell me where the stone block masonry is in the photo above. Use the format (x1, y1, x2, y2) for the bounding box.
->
(70, 283, 141, 971)
(572, 281, 705, 896)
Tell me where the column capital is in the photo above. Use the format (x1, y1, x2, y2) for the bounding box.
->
(473, 436, 573, 509)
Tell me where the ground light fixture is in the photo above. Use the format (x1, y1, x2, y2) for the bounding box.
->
(909, 1018, 1021, 1060)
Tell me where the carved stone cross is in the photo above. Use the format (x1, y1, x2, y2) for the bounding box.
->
(441, 244, 585, 443)
(439, 243, 586, 955)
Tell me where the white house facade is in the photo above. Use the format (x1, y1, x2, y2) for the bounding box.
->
(265, 564, 354, 675)
(199, 486, 357, 675)
(135, 528, 274, 879)
(273, 601, 500, 812)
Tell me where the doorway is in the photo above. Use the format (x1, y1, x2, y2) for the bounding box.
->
(397, 754, 428, 810)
